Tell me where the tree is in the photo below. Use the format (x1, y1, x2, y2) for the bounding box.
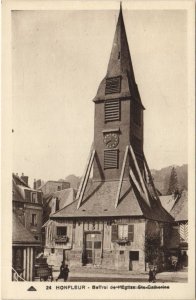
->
(145, 234, 161, 265)
(167, 167, 180, 196)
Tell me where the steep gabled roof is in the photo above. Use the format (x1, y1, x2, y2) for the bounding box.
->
(51, 180, 173, 222)
(12, 213, 39, 245)
(43, 188, 77, 209)
(170, 191, 188, 222)
(159, 195, 176, 212)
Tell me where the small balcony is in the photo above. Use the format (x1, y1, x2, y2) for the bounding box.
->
(116, 238, 130, 245)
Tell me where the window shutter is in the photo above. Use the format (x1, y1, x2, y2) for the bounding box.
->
(37, 192, 42, 204)
(25, 189, 31, 202)
(111, 224, 118, 242)
(128, 225, 134, 242)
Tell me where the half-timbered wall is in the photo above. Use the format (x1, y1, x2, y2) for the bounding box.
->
(45, 218, 146, 271)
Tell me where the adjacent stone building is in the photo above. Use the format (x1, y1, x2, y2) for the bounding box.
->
(36, 180, 70, 195)
(44, 6, 173, 272)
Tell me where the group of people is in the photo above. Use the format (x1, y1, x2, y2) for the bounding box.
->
(148, 266, 157, 283)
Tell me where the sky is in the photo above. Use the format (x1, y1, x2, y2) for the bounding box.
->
(12, 7, 188, 187)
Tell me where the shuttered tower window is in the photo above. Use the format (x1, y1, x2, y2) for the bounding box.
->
(104, 149, 119, 169)
(105, 99, 120, 122)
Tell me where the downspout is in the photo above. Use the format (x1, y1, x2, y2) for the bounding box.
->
(101, 221, 104, 262)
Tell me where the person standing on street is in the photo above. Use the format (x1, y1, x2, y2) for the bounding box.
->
(56, 261, 65, 281)
(148, 266, 154, 283)
(63, 264, 70, 282)
(152, 266, 157, 283)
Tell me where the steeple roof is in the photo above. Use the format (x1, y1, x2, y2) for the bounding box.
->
(106, 4, 134, 79)
(93, 5, 144, 108)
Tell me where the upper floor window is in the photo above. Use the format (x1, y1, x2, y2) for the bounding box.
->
(57, 226, 67, 237)
(105, 99, 120, 122)
(111, 224, 134, 242)
(105, 76, 121, 94)
(31, 192, 37, 203)
(31, 214, 37, 226)
(118, 224, 128, 239)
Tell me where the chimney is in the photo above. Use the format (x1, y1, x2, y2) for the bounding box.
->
(21, 173, 29, 186)
(34, 179, 36, 190)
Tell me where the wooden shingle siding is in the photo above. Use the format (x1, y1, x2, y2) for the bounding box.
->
(132, 135, 142, 155)
(180, 223, 188, 242)
(105, 76, 121, 94)
(105, 100, 120, 122)
(104, 149, 119, 169)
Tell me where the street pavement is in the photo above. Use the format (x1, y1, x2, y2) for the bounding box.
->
(51, 268, 187, 283)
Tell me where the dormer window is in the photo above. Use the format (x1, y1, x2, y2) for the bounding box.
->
(105, 76, 121, 94)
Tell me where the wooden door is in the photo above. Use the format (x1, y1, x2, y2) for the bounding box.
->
(85, 233, 102, 265)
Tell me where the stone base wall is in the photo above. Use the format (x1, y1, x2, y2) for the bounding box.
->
(101, 250, 114, 269)
(44, 247, 145, 272)
(68, 250, 83, 267)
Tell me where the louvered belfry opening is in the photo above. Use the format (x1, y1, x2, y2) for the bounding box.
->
(105, 99, 120, 122)
(104, 149, 119, 169)
(105, 76, 121, 94)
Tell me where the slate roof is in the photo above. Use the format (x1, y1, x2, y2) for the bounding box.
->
(12, 213, 39, 245)
(159, 195, 176, 212)
(51, 180, 173, 222)
(12, 174, 42, 204)
(170, 191, 188, 222)
(43, 188, 77, 209)
(13, 173, 29, 188)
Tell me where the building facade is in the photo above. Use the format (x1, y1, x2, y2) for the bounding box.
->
(12, 213, 40, 281)
(36, 180, 70, 195)
(12, 173, 43, 280)
(13, 173, 43, 242)
(44, 6, 173, 271)
(160, 191, 188, 268)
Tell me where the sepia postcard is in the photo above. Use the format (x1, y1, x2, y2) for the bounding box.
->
(1, 0, 195, 299)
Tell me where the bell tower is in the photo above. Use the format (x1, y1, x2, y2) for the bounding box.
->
(76, 4, 159, 210)
(93, 5, 145, 181)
